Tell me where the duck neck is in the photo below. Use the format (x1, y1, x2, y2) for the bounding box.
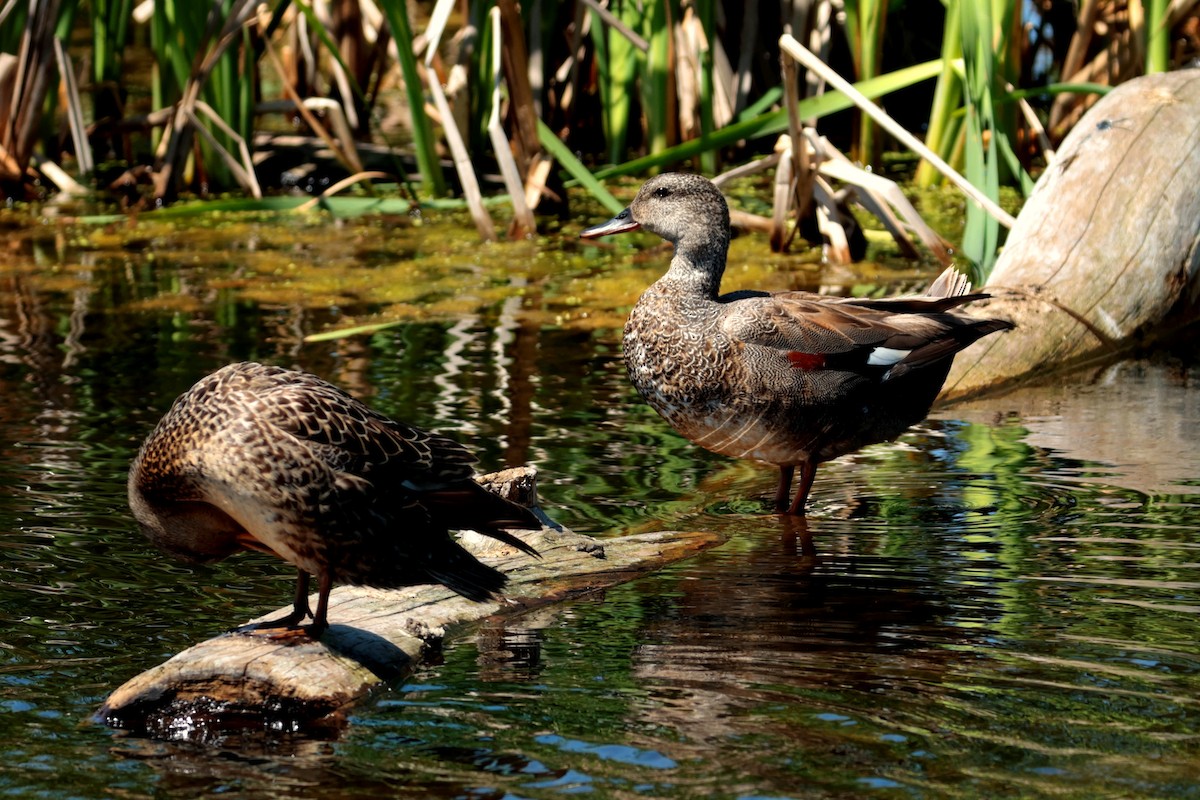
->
(660, 230, 728, 299)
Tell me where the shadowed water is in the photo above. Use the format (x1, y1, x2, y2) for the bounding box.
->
(1, 213, 1198, 798)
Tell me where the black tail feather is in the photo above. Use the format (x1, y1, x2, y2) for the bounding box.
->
(847, 292, 993, 314)
(424, 542, 510, 602)
(469, 524, 542, 559)
(884, 318, 1015, 380)
(423, 480, 543, 558)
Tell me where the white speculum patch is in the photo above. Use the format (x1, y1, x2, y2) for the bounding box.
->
(867, 346, 911, 366)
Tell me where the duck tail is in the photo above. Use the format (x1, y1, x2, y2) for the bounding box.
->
(423, 481, 542, 559)
(846, 266, 991, 313)
(884, 317, 1016, 380)
(926, 266, 974, 299)
(424, 543, 510, 602)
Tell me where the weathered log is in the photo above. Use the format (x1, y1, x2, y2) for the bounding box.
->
(99, 467, 722, 738)
(942, 69, 1200, 401)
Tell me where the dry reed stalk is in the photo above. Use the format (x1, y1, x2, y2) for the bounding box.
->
(708, 21, 735, 129)
(1, 0, 60, 184)
(561, 0, 588, 118)
(733, 2, 757, 116)
(262, 35, 363, 174)
(523, 155, 553, 214)
(770, 143, 793, 253)
(295, 171, 393, 212)
(31, 155, 88, 196)
(488, 6, 536, 237)
(782, 53, 815, 235)
(814, 138, 949, 262)
(425, 0, 495, 241)
(53, 38, 92, 177)
(188, 101, 261, 198)
(812, 174, 852, 263)
(675, 10, 702, 142)
(153, 0, 259, 201)
(779, 34, 1016, 229)
(497, 0, 541, 175)
(580, 0, 649, 51)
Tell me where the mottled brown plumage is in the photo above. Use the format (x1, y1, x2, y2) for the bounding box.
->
(581, 173, 1013, 515)
(128, 362, 540, 637)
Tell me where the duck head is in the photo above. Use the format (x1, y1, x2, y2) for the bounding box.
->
(580, 173, 730, 257)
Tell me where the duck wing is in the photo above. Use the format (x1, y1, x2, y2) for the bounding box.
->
(722, 284, 1011, 381)
(240, 363, 475, 485)
(235, 364, 541, 555)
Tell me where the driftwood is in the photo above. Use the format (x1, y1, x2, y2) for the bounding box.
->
(100, 467, 721, 738)
(942, 69, 1200, 401)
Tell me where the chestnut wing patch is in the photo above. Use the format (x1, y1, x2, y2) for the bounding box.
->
(786, 351, 827, 370)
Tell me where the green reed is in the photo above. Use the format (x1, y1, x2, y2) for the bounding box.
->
(378, 0, 445, 197)
(1, 0, 1186, 277)
(841, 0, 888, 165)
(90, 0, 133, 124)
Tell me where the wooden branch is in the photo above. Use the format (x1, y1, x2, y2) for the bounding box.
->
(942, 69, 1200, 401)
(98, 468, 721, 738)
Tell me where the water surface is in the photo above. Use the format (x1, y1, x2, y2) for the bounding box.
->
(1, 210, 1198, 798)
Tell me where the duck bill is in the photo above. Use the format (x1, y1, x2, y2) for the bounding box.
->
(580, 207, 640, 238)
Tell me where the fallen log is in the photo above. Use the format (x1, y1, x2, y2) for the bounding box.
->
(941, 69, 1200, 401)
(99, 467, 722, 739)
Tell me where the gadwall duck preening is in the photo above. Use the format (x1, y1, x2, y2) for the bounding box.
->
(128, 362, 540, 638)
(581, 173, 1013, 516)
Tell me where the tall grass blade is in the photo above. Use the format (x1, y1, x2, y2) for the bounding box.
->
(591, 58, 945, 180)
(1145, 0, 1170, 73)
(842, 0, 887, 165)
(378, 0, 445, 197)
(536, 118, 623, 213)
(959, 0, 1003, 275)
(644, 0, 670, 157)
(590, 1, 643, 164)
(91, 0, 133, 122)
(915, 0, 962, 186)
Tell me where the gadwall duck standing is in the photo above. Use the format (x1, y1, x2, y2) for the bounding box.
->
(581, 173, 1013, 516)
(129, 362, 540, 637)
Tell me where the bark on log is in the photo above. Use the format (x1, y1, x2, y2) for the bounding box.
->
(942, 69, 1200, 401)
(99, 467, 722, 739)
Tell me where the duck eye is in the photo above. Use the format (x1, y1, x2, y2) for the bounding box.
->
(652, 187, 671, 199)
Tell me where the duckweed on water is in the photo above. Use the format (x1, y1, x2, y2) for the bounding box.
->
(2, 200, 852, 337)
(2, 170, 983, 336)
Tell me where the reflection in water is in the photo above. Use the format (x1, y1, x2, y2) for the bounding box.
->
(1, 223, 1199, 798)
(950, 358, 1200, 496)
(355, 488, 1200, 798)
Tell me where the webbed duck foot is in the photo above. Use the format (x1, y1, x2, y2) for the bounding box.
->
(237, 571, 326, 639)
(240, 618, 326, 642)
(237, 599, 324, 641)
